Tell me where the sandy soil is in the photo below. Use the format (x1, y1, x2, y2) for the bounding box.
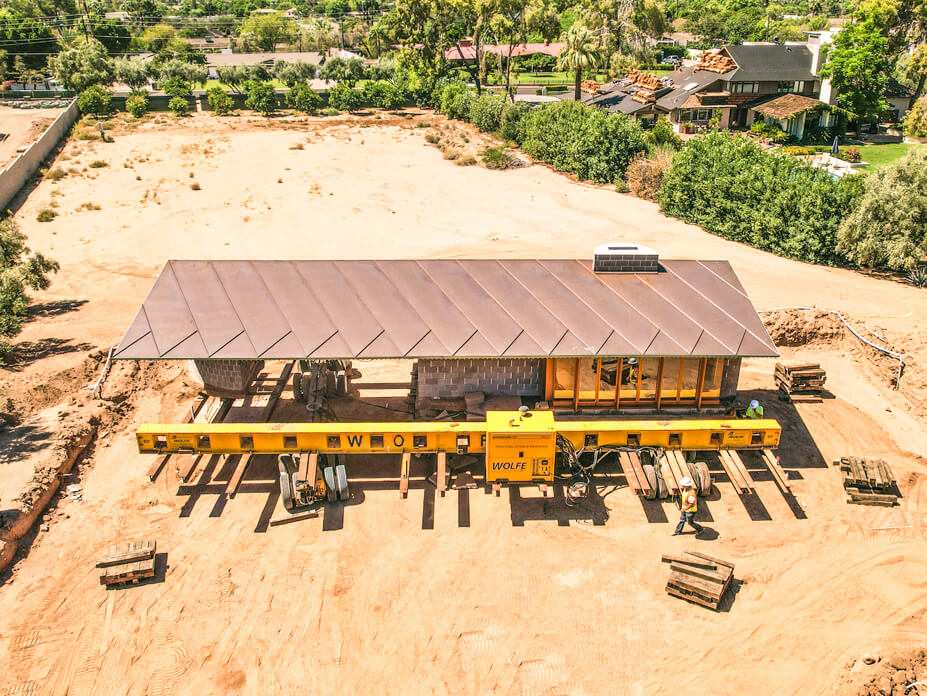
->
(0, 105, 65, 168)
(0, 110, 925, 696)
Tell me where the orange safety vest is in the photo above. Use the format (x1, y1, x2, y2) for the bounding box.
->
(681, 487, 698, 512)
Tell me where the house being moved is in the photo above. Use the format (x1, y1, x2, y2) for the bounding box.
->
(114, 244, 778, 415)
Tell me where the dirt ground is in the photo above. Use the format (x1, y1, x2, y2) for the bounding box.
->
(0, 105, 65, 168)
(0, 110, 925, 695)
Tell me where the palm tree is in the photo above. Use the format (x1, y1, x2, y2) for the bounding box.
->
(558, 25, 604, 102)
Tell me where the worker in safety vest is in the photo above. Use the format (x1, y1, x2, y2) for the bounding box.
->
(672, 476, 704, 536)
(746, 399, 764, 419)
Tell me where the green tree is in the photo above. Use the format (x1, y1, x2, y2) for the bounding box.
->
(470, 93, 506, 131)
(0, 10, 57, 70)
(162, 76, 192, 98)
(140, 23, 178, 52)
(319, 56, 366, 87)
(837, 149, 927, 270)
(114, 58, 150, 89)
(557, 23, 603, 101)
(819, 12, 894, 121)
(647, 116, 682, 149)
(216, 65, 249, 93)
(158, 59, 208, 88)
(125, 92, 148, 117)
(207, 85, 234, 114)
(244, 80, 279, 115)
(903, 97, 927, 136)
(906, 43, 927, 102)
(274, 59, 317, 86)
(0, 219, 59, 363)
(169, 95, 190, 116)
(121, 0, 161, 25)
(286, 81, 322, 112)
(327, 82, 364, 111)
(90, 16, 132, 53)
(49, 38, 114, 91)
(238, 12, 298, 51)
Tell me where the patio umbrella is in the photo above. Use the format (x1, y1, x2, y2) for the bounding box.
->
(831, 135, 839, 155)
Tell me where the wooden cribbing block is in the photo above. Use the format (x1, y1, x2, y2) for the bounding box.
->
(618, 451, 642, 493)
(762, 449, 791, 493)
(97, 540, 156, 568)
(660, 554, 718, 570)
(399, 452, 411, 498)
(437, 452, 447, 493)
(717, 451, 746, 493)
(225, 455, 252, 499)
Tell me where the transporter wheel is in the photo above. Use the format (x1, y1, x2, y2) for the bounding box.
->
(278, 454, 295, 510)
(642, 463, 658, 501)
(324, 466, 338, 503)
(292, 372, 304, 403)
(335, 462, 350, 501)
(655, 464, 668, 499)
(300, 373, 313, 403)
(687, 461, 712, 496)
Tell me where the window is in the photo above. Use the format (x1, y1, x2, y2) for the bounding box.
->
(639, 358, 660, 401)
(679, 358, 701, 399)
(553, 358, 577, 399)
(730, 82, 759, 94)
(578, 358, 598, 401)
(702, 358, 724, 400)
(680, 108, 713, 122)
(778, 80, 805, 94)
(661, 358, 681, 401)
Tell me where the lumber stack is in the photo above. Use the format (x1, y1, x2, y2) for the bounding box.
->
(775, 362, 826, 402)
(662, 551, 734, 610)
(836, 456, 899, 506)
(581, 79, 604, 94)
(694, 53, 735, 73)
(97, 540, 157, 586)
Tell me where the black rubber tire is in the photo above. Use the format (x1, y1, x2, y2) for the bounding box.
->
(278, 455, 295, 510)
(655, 465, 668, 499)
(324, 466, 338, 503)
(300, 373, 312, 402)
(642, 463, 658, 501)
(695, 461, 712, 496)
(335, 462, 349, 501)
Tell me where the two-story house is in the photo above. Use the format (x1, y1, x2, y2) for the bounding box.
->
(587, 40, 841, 139)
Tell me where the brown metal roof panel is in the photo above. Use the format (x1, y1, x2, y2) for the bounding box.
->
(405, 331, 451, 357)
(210, 331, 258, 359)
(454, 331, 499, 357)
(335, 260, 431, 355)
(504, 330, 546, 357)
(356, 331, 401, 359)
(552, 330, 599, 356)
(170, 260, 245, 355)
(645, 330, 695, 355)
(640, 263, 754, 353)
(255, 260, 335, 355)
(112, 331, 160, 359)
(260, 331, 304, 359)
(419, 260, 521, 354)
(594, 273, 704, 353)
(459, 260, 568, 353)
(540, 260, 660, 353)
(598, 330, 645, 356)
(296, 261, 384, 356)
(211, 261, 291, 356)
(375, 261, 475, 353)
(308, 331, 353, 358)
(161, 331, 209, 359)
(691, 330, 737, 356)
(114, 309, 152, 357)
(736, 331, 779, 357)
(498, 260, 612, 352)
(144, 263, 198, 356)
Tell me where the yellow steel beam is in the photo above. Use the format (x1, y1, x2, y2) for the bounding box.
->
(137, 414, 781, 455)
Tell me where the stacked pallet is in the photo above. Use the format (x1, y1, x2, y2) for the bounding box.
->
(662, 552, 734, 610)
(775, 362, 826, 402)
(694, 53, 735, 73)
(97, 540, 157, 586)
(581, 79, 604, 94)
(836, 456, 899, 506)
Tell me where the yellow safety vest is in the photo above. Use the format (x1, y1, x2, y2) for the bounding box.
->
(747, 405, 764, 419)
(681, 487, 697, 512)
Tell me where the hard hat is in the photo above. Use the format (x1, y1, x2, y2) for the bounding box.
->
(680, 476, 693, 487)
(627, 358, 638, 365)
(750, 400, 759, 409)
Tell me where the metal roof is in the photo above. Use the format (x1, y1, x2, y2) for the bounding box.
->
(720, 44, 817, 83)
(114, 259, 778, 360)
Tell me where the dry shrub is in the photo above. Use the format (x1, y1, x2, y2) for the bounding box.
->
(455, 153, 477, 166)
(442, 147, 461, 160)
(626, 146, 675, 201)
(190, 182, 201, 191)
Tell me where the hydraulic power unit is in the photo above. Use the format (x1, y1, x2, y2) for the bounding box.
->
(484, 410, 556, 483)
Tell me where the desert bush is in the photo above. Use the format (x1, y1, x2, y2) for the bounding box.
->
(36, 209, 57, 222)
(44, 168, 67, 182)
(481, 146, 516, 170)
(437, 80, 475, 121)
(289, 142, 304, 150)
(327, 83, 363, 112)
(908, 265, 927, 287)
(89, 160, 108, 168)
(499, 102, 530, 142)
(0, 219, 58, 362)
(626, 146, 674, 201)
(286, 82, 322, 113)
(442, 147, 461, 160)
(207, 86, 234, 115)
(321, 107, 339, 116)
(836, 149, 927, 271)
(425, 132, 440, 144)
(168, 96, 190, 117)
(470, 94, 506, 133)
(161, 77, 192, 99)
(125, 93, 148, 117)
(456, 153, 477, 166)
(190, 181, 201, 190)
(519, 100, 648, 183)
(77, 85, 113, 117)
(658, 132, 861, 265)
(244, 80, 278, 115)
(362, 80, 405, 110)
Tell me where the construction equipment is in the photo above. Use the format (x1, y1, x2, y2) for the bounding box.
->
(137, 412, 780, 495)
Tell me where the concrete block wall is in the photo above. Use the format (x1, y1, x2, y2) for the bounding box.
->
(414, 358, 544, 400)
(194, 359, 264, 397)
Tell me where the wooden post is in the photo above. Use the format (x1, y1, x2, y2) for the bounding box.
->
(437, 452, 447, 493)
(655, 358, 665, 410)
(544, 358, 554, 401)
(695, 358, 707, 410)
(676, 358, 685, 402)
(572, 357, 581, 412)
(615, 357, 623, 411)
(594, 357, 602, 403)
(399, 452, 411, 498)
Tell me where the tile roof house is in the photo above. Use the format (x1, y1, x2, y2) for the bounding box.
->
(585, 39, 842, 138)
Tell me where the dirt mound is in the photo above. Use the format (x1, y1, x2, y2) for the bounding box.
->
(763, 309, 847, 347)
(843, 649, 927, 695)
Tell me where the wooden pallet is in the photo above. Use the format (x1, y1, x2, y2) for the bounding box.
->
(98, 540, 157, 586)
(617, 451, 655, 498)
(836, 456, 899, 506)
(663, 551, 734, 610)
(775, 362, 826, 402)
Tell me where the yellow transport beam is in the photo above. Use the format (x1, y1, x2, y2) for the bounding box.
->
(137, 414, 781, 456)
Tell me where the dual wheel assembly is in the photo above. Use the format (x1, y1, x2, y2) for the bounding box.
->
(278, 453, 350, 511)
(641, 457, 712, 501)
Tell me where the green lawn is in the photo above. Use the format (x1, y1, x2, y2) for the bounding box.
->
(204, 78, 287, 90)
(851, 143, 923, 168)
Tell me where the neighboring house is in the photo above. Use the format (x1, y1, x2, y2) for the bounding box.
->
(204, 48, 359, 78)
(183, 33, 232, 52)
(883, 77, 914, 122)
(586, 39, 842, 139)
(443, 42, 564, 62)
